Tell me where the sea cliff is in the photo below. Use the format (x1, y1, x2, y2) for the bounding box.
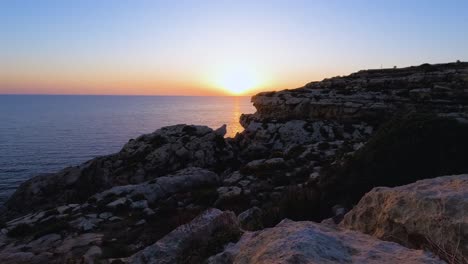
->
(1, 62, 468, 263)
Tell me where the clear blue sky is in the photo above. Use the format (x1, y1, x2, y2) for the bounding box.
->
(1, 0, 467, 95)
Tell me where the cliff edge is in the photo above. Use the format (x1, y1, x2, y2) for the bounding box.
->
(1, 62, 467, 263)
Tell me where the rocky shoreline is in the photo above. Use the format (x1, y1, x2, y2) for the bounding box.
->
(1, 62, 468, 263)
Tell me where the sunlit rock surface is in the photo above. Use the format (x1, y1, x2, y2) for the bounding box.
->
(342, 175, 468, 263)
(207, 219, 444, 264)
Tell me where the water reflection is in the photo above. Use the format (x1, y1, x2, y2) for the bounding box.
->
(227, 96, 245, 137)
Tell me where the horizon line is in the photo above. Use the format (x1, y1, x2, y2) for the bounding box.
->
(0, 93, 256, 97)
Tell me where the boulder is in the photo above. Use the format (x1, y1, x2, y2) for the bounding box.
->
(238, 207, 263, 231)
(342, 174, 468, 263)
(124, 208, 240, 264)
(208, 219, 443, 264)
(94, 167, 219, 205)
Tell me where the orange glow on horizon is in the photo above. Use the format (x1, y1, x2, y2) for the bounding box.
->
(0, 61, 330, 96)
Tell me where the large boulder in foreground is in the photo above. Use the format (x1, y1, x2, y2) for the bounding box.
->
(3, 124, 233, 219)
(342, 175, 468, 263)
(208, 219, 443, 264)
(124, 208, 240, 264)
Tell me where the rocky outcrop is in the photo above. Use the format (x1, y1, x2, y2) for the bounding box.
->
(1, 62, 468, 263)
(124, 208, 240, 264)
(342, 175, 468, 263)
(231, 62, 468, 222)
(92, 167, 219, 205)
(0, 168, 221, 263)
(207, 219, 443, 264)
(244, 62, 468, 124)
(0, 233, 103, 264)
(3, 124, 233, 218)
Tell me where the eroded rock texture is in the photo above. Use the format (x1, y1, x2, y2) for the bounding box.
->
(1, 62, 468, 263)
(342, 175, 468, 263)
(124, 208, 240, 264)
(4, 124, 233, 217)
(208, 219, 444, 264)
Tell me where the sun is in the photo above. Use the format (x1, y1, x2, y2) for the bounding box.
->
(213, 67, 263, 95)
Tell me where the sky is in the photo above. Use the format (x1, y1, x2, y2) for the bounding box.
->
(1, 0, 468, 96)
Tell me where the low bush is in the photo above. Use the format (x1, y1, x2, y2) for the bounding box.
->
(320, 113, 468, 212)
(7, 223, 33, 237)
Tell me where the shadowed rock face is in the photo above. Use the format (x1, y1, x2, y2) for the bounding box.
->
(207, 219, 444, 264)
(342, 175, 468, 263)
(124, 208, 240, 264)
(3, 124, 234, 218)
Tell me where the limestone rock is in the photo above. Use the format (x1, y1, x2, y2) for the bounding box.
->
(94, 167, 219, 205)
(208, 219, 443, 264)
(238, 207, 263, 231)
(124, 208, 240, 264)
(342, 174, 468, 262)
(4, 125, 234, 217)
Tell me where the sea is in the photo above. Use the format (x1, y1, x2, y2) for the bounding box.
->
(0, 95, 255, 203)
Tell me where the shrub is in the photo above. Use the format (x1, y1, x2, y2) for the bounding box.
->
(7, 223, 33, 237)
(191, 187, 218, 206)
(320, 113, 468, 211)
(33, 220, 69, 239)
(262, 185, 321, 227)
(178, 226, 242, 264)
(130, 193, 146, 201)
(149, 134, 168, 147)
(317, 142, 330, 151)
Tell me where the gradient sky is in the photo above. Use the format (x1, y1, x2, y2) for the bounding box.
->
(1, 0, 468, 95)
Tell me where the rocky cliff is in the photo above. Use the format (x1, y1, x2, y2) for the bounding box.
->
(1, 62, 467, 263)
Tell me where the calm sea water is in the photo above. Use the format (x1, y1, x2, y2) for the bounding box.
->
(0, 95, 255, 203)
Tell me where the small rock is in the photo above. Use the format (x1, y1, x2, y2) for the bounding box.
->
(106, 197, 127, 209)
(223, 171, 243, 185)
(238, 207, 263, 231)
(83, 245, 102, 264)
(135, 220, 146, 226)
(98, 212, 113, 219)
(143, 208, 155, 216)
(131, 200, 148, 210)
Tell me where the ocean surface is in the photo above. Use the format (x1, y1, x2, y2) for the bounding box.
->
(0, 95, 255, 203)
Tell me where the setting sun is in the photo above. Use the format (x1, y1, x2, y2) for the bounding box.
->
(212, 66, 264, 95)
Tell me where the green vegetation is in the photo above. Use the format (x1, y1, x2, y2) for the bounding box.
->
(7, 223, 33, 237)
(151, 135, 168, 145)
(191, 187, 218, 206)
(33, 220, 69, 239)
(178, 226, 242, 264)
(262, 185, 321, 227)
(6, 218, 69, 239)
(320, 113, 468, 211)
(130, 193, 146, 201)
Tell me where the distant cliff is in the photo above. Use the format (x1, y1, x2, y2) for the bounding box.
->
(1, 62, 467, 263)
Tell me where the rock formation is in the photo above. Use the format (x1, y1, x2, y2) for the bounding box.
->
(3, 124, 234, 218)
(124, 208, 240, 264)
(1, 62, 468, 263)
(208, 219, 444, 264)
(342, 175, 468, 263)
